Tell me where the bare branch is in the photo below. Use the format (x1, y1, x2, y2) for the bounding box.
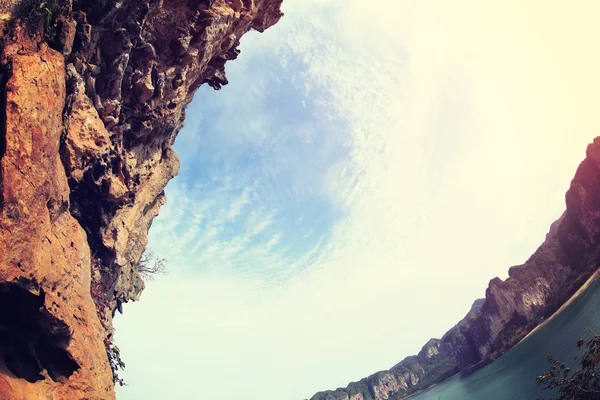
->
(134, 249, 168, 282)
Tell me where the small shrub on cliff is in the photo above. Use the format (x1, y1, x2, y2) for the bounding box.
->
(90, 258, 127, 386)
(537, 331, 600, 399)
(135, 249, 168, 282)
(105, 338, 126, 387)
(17, 0, 62, 41)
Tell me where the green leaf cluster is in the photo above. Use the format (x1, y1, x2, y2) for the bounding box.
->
(537, 331, 600, 400)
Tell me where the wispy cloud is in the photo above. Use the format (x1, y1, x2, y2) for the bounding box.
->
(117, 1, 600, 399)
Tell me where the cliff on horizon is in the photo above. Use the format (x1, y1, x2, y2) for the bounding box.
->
(2, 1, 599, 400)
(309, 138, 600, 399)
(0, 0, 282, 398)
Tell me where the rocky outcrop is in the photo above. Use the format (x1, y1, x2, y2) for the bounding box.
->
(0, 29, 112, 399)
(63, 0, 282, 307)
(309, 137, 600, 400)
(0, 0, 282, 398)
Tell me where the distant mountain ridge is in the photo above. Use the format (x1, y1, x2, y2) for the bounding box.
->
(309, 137, 600, 400)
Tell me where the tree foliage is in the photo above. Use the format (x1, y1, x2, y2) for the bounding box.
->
(537, 331, 600, 400)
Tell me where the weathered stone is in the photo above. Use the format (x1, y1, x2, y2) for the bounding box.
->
(0, 30, 113, 399)
(58, 17, 77, 56)
(134, 72, 155, 103)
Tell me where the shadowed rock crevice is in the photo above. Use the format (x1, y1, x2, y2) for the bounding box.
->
(0, 63, 7, 162)
(0, 62, 8, 211)
(0, 282, 79, 383)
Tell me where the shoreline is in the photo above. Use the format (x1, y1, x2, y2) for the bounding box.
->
(520, 268, 600, 343)
(402, 268, 600, 400)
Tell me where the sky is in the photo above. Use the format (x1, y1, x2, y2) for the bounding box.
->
(115, 1, 600, 399)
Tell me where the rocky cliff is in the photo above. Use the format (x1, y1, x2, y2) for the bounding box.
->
(309, 137, 600, 400)
(0, 0, 282, 398)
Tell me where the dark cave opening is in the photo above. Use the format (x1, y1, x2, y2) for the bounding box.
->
(0, 282, 79, 383)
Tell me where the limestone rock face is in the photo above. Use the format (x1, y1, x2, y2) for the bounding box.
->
(62, 0, 282, 306)
(0, 27, 113, 399)
(0, 0, 282, 398)
(309, 137, 600, 399)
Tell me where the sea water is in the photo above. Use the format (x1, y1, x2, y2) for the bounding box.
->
(409, 276, 600, 400)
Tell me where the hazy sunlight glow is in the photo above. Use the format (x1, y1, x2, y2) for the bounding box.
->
(116, 1, 600, 399)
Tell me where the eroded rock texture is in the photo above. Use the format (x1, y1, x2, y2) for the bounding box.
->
(310, 138, 600, 399)
(0, 0, 282, 398)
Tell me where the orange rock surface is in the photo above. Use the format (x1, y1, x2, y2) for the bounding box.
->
(0, 27, 114, 399)
(0, 0, 283, 398)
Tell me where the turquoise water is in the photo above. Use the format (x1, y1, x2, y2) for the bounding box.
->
(410, 276, 600, 400)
